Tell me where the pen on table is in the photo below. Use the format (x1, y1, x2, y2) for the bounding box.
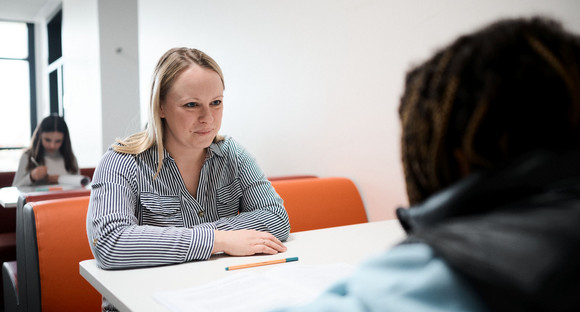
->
(225, 257, 299, 271)
(35, 186, 63, 192)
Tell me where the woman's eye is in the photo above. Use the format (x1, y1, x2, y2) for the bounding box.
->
(184, 102, 197, 108)
(211, 100, 222, 106)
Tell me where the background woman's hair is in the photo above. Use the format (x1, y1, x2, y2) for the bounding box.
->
(114, 47, 225, 178)
(399, 16, 580, 204)
(27, 114, 78, 173)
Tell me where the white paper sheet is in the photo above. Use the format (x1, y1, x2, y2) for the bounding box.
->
(153, 263, 355, 312)
(57, 174, 91, 186)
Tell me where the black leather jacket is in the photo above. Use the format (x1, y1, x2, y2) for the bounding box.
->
(396, 149, 580, 312)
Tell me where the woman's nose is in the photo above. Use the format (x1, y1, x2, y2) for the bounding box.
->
(199, 106, 213, 123)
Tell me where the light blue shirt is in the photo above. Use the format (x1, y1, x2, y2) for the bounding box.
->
(274, 243, 484, 312)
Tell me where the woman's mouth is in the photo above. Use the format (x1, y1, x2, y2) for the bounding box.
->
(194, 130, 212, 135)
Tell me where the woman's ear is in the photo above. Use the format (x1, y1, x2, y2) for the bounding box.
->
(454, 148, 472, 178)
(159, 103, 165, 118)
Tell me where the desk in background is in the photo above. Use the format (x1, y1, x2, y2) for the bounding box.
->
(0, 185, 87, 208)
(0, 187, 21, 208)
(80, 219, 406, 312)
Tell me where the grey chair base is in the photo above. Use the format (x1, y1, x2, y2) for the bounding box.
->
(2, 261, 17, 312)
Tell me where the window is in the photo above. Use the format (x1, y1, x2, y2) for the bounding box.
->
(0, 21, 36, 171)
(47, 10, 64, 116)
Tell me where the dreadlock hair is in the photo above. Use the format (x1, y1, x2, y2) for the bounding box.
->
(399, 16, 580, 205)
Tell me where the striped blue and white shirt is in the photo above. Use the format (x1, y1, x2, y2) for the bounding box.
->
(87, 136, 290, 270)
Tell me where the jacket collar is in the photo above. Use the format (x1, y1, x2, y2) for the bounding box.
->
(397, 149, 580, 233)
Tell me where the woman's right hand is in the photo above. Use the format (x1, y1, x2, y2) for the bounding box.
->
(212, 229, 287, 256)
(30, 166, 48, 182)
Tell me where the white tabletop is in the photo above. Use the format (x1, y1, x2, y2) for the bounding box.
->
(80, 219, 406, 312)
(0, 184, 87, 208)
(0, 187, 21, 208)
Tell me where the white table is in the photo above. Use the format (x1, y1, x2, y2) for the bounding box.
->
(80, 220, 406, 312)
(0, 187, 21, 208)
(0, 185, 86, 208)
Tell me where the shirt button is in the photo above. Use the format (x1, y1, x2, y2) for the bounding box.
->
(198, 211, 205, 218)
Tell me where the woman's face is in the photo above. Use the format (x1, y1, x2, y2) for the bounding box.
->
(160, 64, 224, 153)
(41, 131, 64, 154)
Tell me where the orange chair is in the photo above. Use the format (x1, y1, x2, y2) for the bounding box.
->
(268, 175, 317, 182)
(4, 189, 92, 312)
(0, 188, 89, 311)
(272, 177, 368, 232)
(20, 196, 100, 311)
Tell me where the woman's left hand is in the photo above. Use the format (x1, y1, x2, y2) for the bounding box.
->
(212, 230, 287, 256)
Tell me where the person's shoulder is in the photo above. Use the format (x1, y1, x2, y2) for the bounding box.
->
(215, 136, 255, 158)
(18, 150, 31, 161)
(100, 144, 141, 164)
(215, 135, 236, 146)
(95, 145, 148, 179)
(213, 135, 243, 152)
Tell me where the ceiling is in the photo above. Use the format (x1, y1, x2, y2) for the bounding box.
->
(0, 0, 55, 22)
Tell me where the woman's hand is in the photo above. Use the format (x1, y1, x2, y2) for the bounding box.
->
(47, 174, 59, 184)
(212, 230, 287, 256)
(30, 166, 48, 182)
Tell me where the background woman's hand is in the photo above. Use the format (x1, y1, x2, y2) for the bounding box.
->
(47, 174, 59, 184)
(212, 230, 287, 256)
(30, 166, 47, 182)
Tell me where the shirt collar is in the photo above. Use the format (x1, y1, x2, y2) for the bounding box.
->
(207, 140, 224, 158)
(153, 140, 224, 164)
(161, 146, 172, 161)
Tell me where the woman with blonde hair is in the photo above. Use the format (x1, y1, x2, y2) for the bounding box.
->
(87, 47, 289, 276)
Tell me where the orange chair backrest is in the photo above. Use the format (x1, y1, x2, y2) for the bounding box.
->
(30, 196, 101, 311)
(24, 188, 91, 203)
(272, 177, 367, 232)
(268, 175, 317, 182)
(14, 188, 92, 311)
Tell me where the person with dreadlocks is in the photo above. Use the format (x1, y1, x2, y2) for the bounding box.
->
(275, 16, 580, 312)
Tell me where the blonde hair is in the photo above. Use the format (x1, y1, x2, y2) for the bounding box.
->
(114, 48, 225, 177)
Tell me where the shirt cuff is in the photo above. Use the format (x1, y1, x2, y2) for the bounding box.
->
(185, 226, 215, 261)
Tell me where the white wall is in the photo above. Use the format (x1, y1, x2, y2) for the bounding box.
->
(61, 0, 102, 168)
(137, 0, 580, 221)
(61, 0, 140, 168)
(32, 2, 59, 121)
(98, 0, 141, 150)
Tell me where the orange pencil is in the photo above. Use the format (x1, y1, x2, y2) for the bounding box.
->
(225, 257, 299, 271)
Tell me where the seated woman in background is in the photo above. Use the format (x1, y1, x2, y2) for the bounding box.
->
(12, 114, 79, 187)
(87, 48, 290, 284)
(275, 16, 580, 311)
